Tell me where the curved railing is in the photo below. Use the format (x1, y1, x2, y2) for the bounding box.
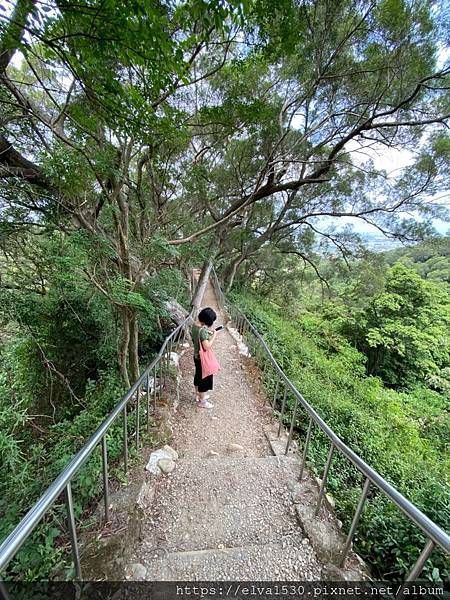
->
(0, 312, 192, 579)
(210, 267, 450, 581)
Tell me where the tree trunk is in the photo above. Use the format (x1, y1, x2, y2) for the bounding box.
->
(119, 307, 131, 387)
(224, 255, 245, 293)
(128, 308, 140, 383)
(191, 258, 213, 318)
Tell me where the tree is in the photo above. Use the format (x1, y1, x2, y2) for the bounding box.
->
(1, 0, 449, 384)
(175, 0, 450, 287)
(343, 262, 450, 388)
(0, 0, 245, 384)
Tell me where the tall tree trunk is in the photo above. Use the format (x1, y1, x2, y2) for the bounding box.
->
(128, 308, 140, 383)
(224, 255, 245, 293)
(119, 307, 131, 387)
(191, 258, 213, 318)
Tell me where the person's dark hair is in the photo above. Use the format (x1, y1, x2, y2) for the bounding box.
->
(198, 307, 217, 327)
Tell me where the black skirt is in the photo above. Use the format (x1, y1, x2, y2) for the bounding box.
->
(194, 357, 213, 392)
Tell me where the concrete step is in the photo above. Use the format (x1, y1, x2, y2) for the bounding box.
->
(140, 533, 322, 580)
(138, 455, 305, 553)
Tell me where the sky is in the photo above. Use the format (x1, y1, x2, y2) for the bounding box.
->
(339, 141, 449, 235)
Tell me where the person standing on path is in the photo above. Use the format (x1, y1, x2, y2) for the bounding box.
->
(191, 307, 219, 409)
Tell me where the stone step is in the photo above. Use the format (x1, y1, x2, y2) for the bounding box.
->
(141, 496, 301, 554)
(138, 455, 305, 553)
(157, 454, 302, 499)
(138, 534, 322, 581)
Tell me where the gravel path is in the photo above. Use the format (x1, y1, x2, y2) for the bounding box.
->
(128, 279, 322, 580)
(171, 281, 272, 459)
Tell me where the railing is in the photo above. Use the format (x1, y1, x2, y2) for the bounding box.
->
(210, 267, 450, 581)
(2, 268, 449, 583)
(0, 312, 192, 580)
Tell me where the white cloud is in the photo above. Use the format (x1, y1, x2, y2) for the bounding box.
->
(344, 138, 415, 175)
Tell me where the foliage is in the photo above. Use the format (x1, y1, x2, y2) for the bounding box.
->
(0, 226, 187, 578)
(385, 236, 450, 284)
(0, 361, 124, 579)
(233, 290, 450, 580)
(336, 262, 450, 389)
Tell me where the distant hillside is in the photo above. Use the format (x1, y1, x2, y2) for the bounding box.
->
(383, 236, 450, 283)
(360, 233, 403, 252)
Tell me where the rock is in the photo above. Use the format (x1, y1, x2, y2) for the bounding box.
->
(321, 564, 353, 581)
(125, 563, 147, 580)
(162, 444, 178, 460)
(158, 458, 176, 474)
(169, 352, 180, 368)
(136, 481, 155, 510)
(145, 446, 177, 474)
(325, 493, 336, 509)
(140, 376, 158, 393)
(207, 450, 219, 458)
(227, 443, 244, 452)
(164, 298, 189, 326)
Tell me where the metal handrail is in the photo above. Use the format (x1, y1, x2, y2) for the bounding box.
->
(210, 267, 450, 580)
(0, 311, 193, 578)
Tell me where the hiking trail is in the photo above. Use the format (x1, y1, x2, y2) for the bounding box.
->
(126, 278, 323, 580)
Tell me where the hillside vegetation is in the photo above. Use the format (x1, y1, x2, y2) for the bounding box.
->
(385, 236, 450, 284)
(232, 243, 450, 580)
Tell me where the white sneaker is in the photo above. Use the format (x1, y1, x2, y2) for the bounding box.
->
(196, 394, 210, 402)
(198, 400, 214, 409)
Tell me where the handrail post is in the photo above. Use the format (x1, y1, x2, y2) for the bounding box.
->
(101, 436, 110, 523)
(315, 443, 335, 515)
(285, 396, 299, 454)
(277, 387, 287, 437)
(396, 539, 436, 600)
(0, 580, 11, 600)
(261, 354, 267, 380)
(163, 349, 168, 388)
(65, 482, 81, 580)
(153, 364, 157, 409)
(405, 538, 436, 581)
(135, 386, 140, 448)
(339, 477, 370, 567)
(299, 417, 313, 480)
(146, 372, 150, 433)
(123, 405, 128, 477)
(272, 377, 279, 409)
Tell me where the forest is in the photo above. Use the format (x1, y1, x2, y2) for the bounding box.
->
(0, 0, 449, 582)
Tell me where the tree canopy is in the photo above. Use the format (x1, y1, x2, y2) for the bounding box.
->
(1, 0, 449, 382)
